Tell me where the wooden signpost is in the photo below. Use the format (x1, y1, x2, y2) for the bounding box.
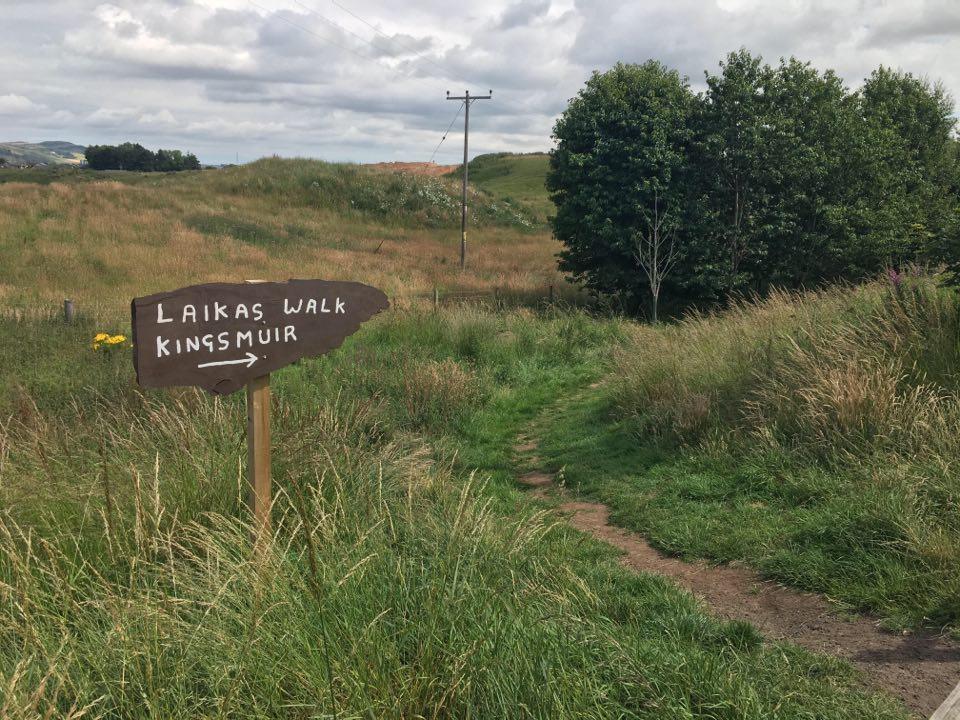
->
(131, 279, 389, 537)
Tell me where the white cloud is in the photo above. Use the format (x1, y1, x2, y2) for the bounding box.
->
(138, 109, 177, 127)
(0, 94, 44, 114)
(2, 0, 958, 163)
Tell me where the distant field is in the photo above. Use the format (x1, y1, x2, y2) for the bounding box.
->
(0, 140, 85, 166)
(454, 152, 552, 222)
(0, 157, 567, 315)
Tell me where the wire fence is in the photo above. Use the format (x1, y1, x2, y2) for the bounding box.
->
(0, 284, 588, 328)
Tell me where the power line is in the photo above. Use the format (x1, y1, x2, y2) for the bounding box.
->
(290, 0, 412, 72)
(293, 0, 447, 82)
(246, 0, 378, 63)
(327, 0, 450, 77)
(429, 101, 464, 163)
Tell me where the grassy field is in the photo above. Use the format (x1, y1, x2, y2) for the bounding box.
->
(0, 157, 565, 313)
(0, 305, 907, 719)
(455, 153, 553, 223)
(535, 278, 960, 633)
(0, 159, 935, 717)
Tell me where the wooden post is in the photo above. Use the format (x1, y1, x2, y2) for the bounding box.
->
(548, 284, 554, 304)
(433, 287, 439, 311)
(246, 373, 271, 539)
(63, 299, 75, 323)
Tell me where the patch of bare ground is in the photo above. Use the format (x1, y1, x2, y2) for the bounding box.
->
(515, 445, 960, 718)
(364, 161, 457, 176)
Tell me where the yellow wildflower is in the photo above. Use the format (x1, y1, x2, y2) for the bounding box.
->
(106, 335, 126, 345)
(93, 333, 110, 342)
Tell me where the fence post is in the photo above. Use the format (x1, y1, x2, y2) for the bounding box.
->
(433, 287, 439, 311)
(548, 284, 554, 304)
(64, 299, 75, 323)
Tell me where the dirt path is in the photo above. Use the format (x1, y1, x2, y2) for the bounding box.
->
(515, 440, 960, 718)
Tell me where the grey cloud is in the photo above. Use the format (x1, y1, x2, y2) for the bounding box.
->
(2, 0, 958, 165)
(498, 0, 552, 30)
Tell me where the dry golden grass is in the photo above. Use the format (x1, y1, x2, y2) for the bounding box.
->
(0, 167, 569, 322)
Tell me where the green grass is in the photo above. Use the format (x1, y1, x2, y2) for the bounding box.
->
(0, 305, 908, 718)
(455, 153, 552, 223)
(534, 278, 960, 633)
(0, 157, 567, 310)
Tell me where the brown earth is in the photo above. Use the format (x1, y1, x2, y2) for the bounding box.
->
(365, 161, 457, 176)
(515, 445, 960, 718)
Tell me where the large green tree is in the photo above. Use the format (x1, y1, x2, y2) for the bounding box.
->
(85, 143, 202, 172)
(548, 61, 695, 318)
(549, 51, 960, 316)
(860, 68, 959, 272)
(690, 50, 775, 295)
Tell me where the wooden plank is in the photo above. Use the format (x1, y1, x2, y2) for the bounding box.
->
(131, 279, 389, 396)
(246, 373, 272, 538)
(931, 679, 960, 720)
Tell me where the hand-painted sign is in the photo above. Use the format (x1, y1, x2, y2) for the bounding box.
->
(132, 280, 389, 395)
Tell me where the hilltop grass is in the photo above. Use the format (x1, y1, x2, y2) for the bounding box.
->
(535, 277, 960, 632)
(0, 157, 568, 311)
(455, 153, 553, 223)
(0, 304, 908, 719)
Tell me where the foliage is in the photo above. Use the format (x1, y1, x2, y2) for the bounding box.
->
(219, 157, 538, 230)
(548, 61, 696, 316)
(534, 275, 960, 630)
(548, 51, 960, 315)
(91, 331, 128, 353)
(0, 305, 906, 718)
(85, 143, 201, 172)
(454, 153, 553, 223)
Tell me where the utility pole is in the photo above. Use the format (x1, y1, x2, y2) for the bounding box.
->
(447, 89, 492, 269)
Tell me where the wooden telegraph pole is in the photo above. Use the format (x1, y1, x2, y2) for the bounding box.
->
(446, 89, 492, 269)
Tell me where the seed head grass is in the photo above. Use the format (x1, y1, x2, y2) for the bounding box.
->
(0, 304, 906, 718)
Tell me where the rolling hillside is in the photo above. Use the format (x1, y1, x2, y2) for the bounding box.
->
(0, 140, 85, 165)
(0, 156, 561, 309)
(0, 155, 953, 718)
(455, 152, 552, 222)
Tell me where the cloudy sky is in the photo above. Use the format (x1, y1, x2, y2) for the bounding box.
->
(2, 0, 959, 165)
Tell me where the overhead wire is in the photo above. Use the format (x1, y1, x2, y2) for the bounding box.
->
(245, 0, 483, 163)
(429, 101, 464, 163)
(290, 0, 415, 76)
(246, 0, 378, 62)
(327, 0, 451, 77)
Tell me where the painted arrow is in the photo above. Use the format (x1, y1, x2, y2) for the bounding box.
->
(197, 352, 259, 370)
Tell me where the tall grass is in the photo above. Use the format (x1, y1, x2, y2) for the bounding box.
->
(610, 275, 960, 627)
(613, 277, 960, 462)
(0, 306, 905, 718)
(0, 159, 573, 310)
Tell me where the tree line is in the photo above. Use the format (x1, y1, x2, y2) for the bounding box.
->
(85, 143, 201, 172)
(548, 50, 960, 320)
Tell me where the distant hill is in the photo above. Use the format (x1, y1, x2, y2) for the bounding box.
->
(0, 140, 85, 166)
(453, 152, 551, 222)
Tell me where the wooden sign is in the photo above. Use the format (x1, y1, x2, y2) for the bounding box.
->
(131, 280, 389, 395)
(131, 279, 388, 541)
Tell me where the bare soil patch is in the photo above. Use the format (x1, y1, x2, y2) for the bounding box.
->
(516, 445, 960, 718)
(365, 161, 457, 177)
